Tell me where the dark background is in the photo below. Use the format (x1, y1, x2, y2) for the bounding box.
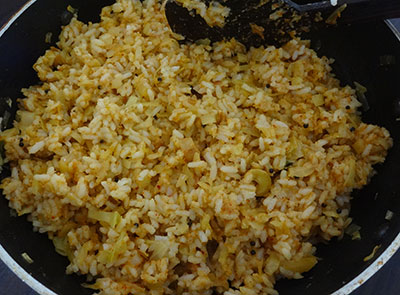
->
(0, 1, 399, 294)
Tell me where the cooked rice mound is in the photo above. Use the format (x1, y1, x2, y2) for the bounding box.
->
(0, 0, 392, 294)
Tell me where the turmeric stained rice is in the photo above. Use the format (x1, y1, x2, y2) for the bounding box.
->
(0, 0, 392, 294)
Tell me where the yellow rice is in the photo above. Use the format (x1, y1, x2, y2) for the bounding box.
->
(174, 0, 230, 27)
(0, 0, 392, 294)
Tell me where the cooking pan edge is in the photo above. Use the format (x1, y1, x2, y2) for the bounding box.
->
(0, 1, 399, 294)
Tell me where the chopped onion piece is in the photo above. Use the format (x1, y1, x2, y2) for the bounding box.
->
(281, 256, 318, 273)
(45, 32, 53, 44)
(385, 210, 394, 221)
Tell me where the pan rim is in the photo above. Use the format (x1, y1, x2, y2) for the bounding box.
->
(0, 2, 399, 295)
(332, 21, 400, 295)
(332, 224, 400, 294)
(0, 244, 56, 295)
(386, 19, 400, 42)
(0, 0, 57, 292)
(0, 0, 37, 38)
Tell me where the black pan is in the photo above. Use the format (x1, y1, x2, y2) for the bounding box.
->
(0, 1, 399, 295)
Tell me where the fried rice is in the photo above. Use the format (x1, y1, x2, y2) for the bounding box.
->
(0, 0, 392, 294)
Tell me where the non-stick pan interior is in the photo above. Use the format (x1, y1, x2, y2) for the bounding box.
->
(0, 1, 399, 295)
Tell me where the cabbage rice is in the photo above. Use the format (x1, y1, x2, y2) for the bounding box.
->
(0, 0, 392, 294)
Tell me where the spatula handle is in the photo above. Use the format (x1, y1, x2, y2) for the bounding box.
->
(289, 0, 369, 13)
(339, 0, 400, 24)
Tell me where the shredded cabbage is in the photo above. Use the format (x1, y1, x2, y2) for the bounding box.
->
(352, 231, 361, 240)
(311, 94, 324, 107)
(345, 223, 361, 235)
(287, 137, 303, 161)
(53, 236, 69, 257)
(344, 158, 356, 186)
(354, 81, 369, 111)
(98, 232, 127, 264)
(125, 96, 139, 109)
(18, 111, 35, 127)
(88, 207, 122, 228)
(345, 223, 362, 240)
(21, 252, 34, 264)
(149, 239, 170, 260)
